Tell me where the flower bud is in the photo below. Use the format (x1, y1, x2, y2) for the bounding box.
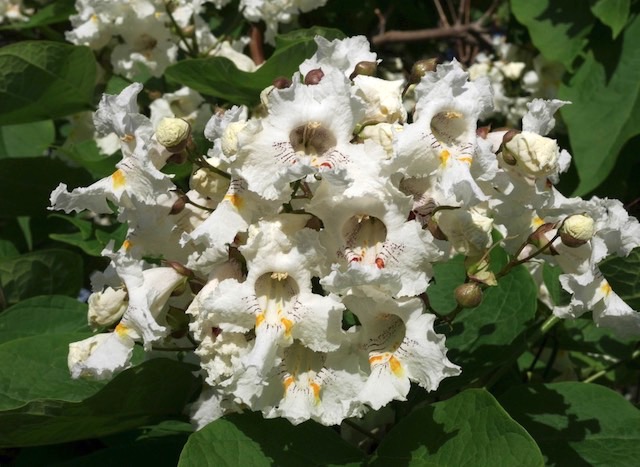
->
(528, 222, 559, 254)
(502, 131, 560, 177)
(349, 61, 377, 80)
(454, 282, 483, 308)
(87, 287, 128, 329)
(272, 76, 292, 89)
(156, 117, 191, 153)
(409, 58, 438, 84)
(560, 213, 595, 247)
(170, 194, 188, 215)
(500, 129, 520, 165)
(304, 68, 324, 85)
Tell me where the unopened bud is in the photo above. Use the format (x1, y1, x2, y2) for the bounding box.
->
(528, 222, 558, 254)
(560, 213, 595, 247)
(454, 282, 483, 308)
(156, 117, 191, 153)
(349, 61, 377, 80)
(409, 59, 438, 85)
(165, 260, 195, 278)
(426, 217, 448, 241)
(304, 68, 324, 85)
(272, 76, 292, 89)
(500, 129, 520, 166)
(170, 195, 187, 215)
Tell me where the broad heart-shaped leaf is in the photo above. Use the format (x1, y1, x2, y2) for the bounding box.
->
(370, 389, 543, 466)
(590, 0, 630, 38)
(0, 41, 95, 125)
(510, 0, 594, 70)
(0, 295, 89, 345)
(0, 333, 104, 412)
(0, 357, 200, 447)
(559, 13, 640, 195)
(598, 246, 640, 310)
(0, 249, 83, 306)
(165, 27, 344, 106)
(0, 156, 93, 218)
(0, 120, 54, 158)
(178, 412, 364, 467)
(499, 382, 640, 466)
(49, 214, 127, 257)
(434, 261, 538, 388)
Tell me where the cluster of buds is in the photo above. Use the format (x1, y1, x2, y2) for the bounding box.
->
(50, 35, 640, 428)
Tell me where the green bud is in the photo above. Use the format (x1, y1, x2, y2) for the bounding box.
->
(349, 61, 377, 80)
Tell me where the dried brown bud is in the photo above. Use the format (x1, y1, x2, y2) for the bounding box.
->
(349, 61, 377, 80)
(454, 282, 483, 308)
(304, 68, 325, 85)
(500, 129, 521, 166)
(272, 76, 292, 89)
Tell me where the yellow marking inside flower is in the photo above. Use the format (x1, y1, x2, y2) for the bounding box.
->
(122, 239, 133, 251)
(283, 376, 294, 391)
(309, 382, 321, 402)
(459, 156, 473, 165)
(223, 194, 243, 208)
(91, 14, 98, 22)
(115, 323, 128, 336)
(439, 149, 450, 165)
(600, 281, 612, 296)
(389, 356, 404, 376)
(444, 111, 463, 120)
(121, 134, 135, 143)
(112, 169, 126, 189)
(256, 312, 265, 328)
(532, 216, 544, 228)
(281, 317, 294, 336)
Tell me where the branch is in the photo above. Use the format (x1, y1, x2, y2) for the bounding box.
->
(371, 22, 486, 47)
(249, 23, 265, 65)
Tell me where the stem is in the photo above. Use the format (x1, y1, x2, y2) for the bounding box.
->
(186, 197, 214, 212)
(165, 2, 197, 57)
(195, 155, 232, 180)
(342, 419, 381, 443)
(496, 233, 560, 280)
(582, 349, 640, 384)
(249, 23, 265, 65)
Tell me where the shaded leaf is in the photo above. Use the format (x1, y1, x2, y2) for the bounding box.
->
(178, 412, 364, 467)
(0, 295, 89, 345)
(0, 249, 83, 305)
(598, 246, 640, 309)
(0, 356, 199, 447)
(500, 382, 640, 466)
(0, 41, 95, 124)
(510, 0, 594, 69)
(559, 14, 640, 194)
(0, 120, 54, 158)
(0, 156, 92, 218)
(371, 389, 543, 466)
(590, 0, 630, 38)
(49, 214, 126, 257)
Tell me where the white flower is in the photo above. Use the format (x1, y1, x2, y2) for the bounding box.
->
(502, 131, 559, 178)
(88, 287, 128, 329)
(68, 325, 136, 380)
(299, 35, 377, 79)
(344, 294, 460, 410)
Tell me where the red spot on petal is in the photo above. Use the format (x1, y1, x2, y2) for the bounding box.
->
(350, 257, 361, 263)
(320, 162, 333, 168)
(375, 258, 385, 269)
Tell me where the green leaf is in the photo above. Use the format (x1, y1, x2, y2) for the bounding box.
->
(56, 140, 120, 179)
(0, 333, 104, 412)
(49, 214, 126, 257)
(426, 255, 466, 314)
(0, 239, 18, 259)
(440, 262, 538, 386)
(0, 295, 89, 345)
(165, 27, 344, 106)
(500, 382, 640, 466)
(0, 41, 96, 125)
(591, 0, 630, 38)
(0, 0, 75, 31)
(559, 14, 640, 195)
(598, 247, 640, 310)
(371, 389, 544, 466)
(542, 263, 571, 307)
(510, 0, 594, 69)
(0, 120, 54, 158)
(0, 156, 92, 218)
(0, 357, 200, 447)
(178, 412, 364, 467)
(0, 249, 83, 305)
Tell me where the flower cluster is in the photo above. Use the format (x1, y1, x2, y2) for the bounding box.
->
(66, 0, 327, 78)
(50, 35, 640, 427)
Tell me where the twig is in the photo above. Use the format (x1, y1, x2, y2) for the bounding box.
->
(582, 349, 640, 384)
(433, 0, 451, 27)
(249, 23, 265, 65)
(371, 22, 486, 47)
